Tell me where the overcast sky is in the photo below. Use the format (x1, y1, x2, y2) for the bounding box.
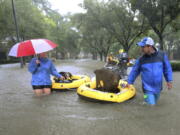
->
(49, 0, 85, 15)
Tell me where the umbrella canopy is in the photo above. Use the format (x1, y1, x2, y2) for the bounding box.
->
(8, 39, 58, 57)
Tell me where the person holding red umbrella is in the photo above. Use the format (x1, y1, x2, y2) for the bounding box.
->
(8, 39, 64, 96)
(28, 52, 64, 96)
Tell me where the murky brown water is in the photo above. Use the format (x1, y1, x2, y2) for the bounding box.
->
(0, 59, 180, 135)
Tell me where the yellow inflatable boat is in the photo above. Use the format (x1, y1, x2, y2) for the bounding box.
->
(52, 75, 90, 91)
(77, 79, 136, 103)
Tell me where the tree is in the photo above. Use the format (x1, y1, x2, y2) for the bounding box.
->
(0, 0, 16, 41)
(82, 0, 148, 53)
(129, 0, 180, 50)
(15, 0, 47, 40)
(73, 11, 115, 61)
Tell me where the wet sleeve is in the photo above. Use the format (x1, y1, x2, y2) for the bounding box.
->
(50, 61, 62, 78)
(163, 54, 173, 82)
(28, 58, 38, 74)
(127, 59, 141, 84)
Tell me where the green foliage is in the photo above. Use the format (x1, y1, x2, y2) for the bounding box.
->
(0, 0, 179, 63)
(0, 0, 48, 43)
(0, 0, 15, 39)
(129, 0, 180, 50)
(0, 59, 19, 64)
(0, 0, 81, 60)
(15, 0, 47, 40)
(171, 61, 180, 71)
(82, 0, 148, 54)
(72, 6, 115, 61)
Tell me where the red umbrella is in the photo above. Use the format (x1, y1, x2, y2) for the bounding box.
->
(8, 39, 58, 57)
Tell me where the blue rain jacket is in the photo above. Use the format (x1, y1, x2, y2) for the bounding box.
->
(28, 57, 62, 86)
(128, 50, 172, 94)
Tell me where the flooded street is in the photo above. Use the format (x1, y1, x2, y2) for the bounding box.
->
(0, 59, 180, 135)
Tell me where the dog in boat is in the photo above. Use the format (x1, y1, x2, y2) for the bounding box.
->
(94, 68, 121, 93)
(54, 72, 73, 82)
(59, 72, 72, 80)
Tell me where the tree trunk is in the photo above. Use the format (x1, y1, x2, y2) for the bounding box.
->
(92, 52, 97, 60)
(159, 34, 164, 50)
(99, 53, 103, 61)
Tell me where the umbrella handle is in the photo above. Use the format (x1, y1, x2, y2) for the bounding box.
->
(35, 54, 41, 67)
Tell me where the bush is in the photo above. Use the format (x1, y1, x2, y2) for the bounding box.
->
(0, 59, 19, 64)
(171, 61, 180, 71)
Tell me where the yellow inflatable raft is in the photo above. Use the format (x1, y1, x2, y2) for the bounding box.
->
(52, 75, 90, 90)
(77, 79, 136, 103)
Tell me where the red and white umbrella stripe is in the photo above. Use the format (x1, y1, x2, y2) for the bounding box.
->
(8, 39, 57, 57)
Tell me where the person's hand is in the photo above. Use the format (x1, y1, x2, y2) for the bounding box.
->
(35, 59, 40, 65)
(125, 84, 131, 88)
(125, 83, 134, 89)
(121, 83, 130, 88)
(167, 82, 172, 90)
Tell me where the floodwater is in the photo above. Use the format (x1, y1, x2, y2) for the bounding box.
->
(0, 59, 180, 135)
